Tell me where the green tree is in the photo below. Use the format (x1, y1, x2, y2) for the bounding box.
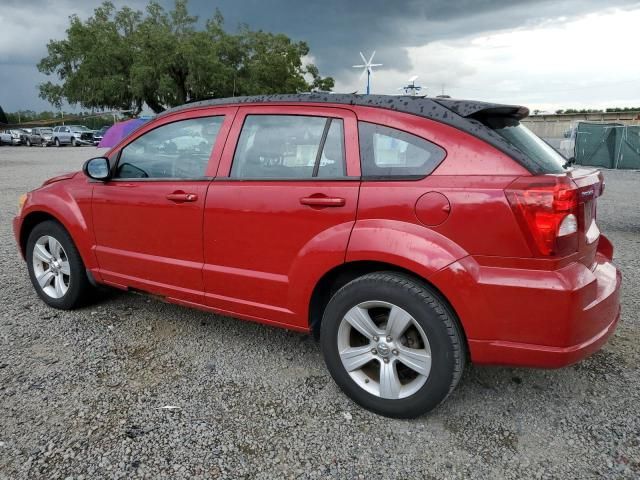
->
(0, 105, 7, 124)
(38, 0, 334, 114)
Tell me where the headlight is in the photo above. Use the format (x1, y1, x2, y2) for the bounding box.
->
(18, 194, 27, 212)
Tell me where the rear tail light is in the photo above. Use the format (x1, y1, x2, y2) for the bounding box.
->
(505, 175, 579, 257)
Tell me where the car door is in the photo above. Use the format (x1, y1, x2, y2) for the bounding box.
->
(202, 105, 361, 328)
(59, 127, 68, 143)
(91, 108, 236, 304)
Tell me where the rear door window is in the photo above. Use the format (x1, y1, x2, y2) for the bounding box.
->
(230, 115, 346, 179)
(358, 122, 446, 179)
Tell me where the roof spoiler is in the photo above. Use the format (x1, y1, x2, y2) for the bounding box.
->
(433, 98, 530, 120)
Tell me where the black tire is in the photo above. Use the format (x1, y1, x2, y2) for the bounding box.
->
(26, 220, 93, 309)
(54, 138, 60, 147)
(26, 138, 31, 147)
(320, 272, 466, 418)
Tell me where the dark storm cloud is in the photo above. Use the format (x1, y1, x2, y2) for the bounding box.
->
(188, 0, 639, 74)
(0, 0, 638, 110)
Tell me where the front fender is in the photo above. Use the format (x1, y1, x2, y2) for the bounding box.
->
(345, 219, 468, 279)
(16, 180, 98, 272)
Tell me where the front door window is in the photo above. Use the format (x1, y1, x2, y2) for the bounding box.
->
(116, 116, 224, 179)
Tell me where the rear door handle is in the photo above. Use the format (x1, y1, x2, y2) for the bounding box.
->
(300, 196, 346, 207)
(166, 192, 198, 203)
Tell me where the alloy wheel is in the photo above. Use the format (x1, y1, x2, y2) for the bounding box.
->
(337, 300, 432, 399)
(32, 235, 71, 299)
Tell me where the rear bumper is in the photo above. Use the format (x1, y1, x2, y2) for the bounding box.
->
(431, 236, 622, 368)
(468, 305, 620, 368)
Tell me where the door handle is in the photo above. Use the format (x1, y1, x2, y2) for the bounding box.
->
(300, 196, 346, 207)
(166, 192, 198, 202)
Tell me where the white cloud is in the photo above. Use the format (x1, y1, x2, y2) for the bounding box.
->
(335, 7, 640, 111)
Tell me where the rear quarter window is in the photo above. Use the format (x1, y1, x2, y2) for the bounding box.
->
(358, 122, 446, 179)
(480, 116, 567, 173)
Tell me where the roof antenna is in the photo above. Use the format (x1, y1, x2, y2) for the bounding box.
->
(397, 75, 423, 96)
(352, 51, 382, 95)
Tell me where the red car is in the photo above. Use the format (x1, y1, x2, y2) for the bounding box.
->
(13, 94, 621, 418)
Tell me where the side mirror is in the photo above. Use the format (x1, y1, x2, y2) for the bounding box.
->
(83, 157, 111, 181)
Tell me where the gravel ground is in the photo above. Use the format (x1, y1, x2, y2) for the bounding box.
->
(0, 145, 638, 479)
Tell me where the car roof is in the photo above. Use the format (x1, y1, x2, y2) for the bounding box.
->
(162, 93, 528, 120)
(158, 93, 539, 173)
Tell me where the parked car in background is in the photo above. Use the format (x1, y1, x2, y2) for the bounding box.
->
(0, 129, 23, 145)
(51, 125, 94, 147)
(92, 125, 110, 145)
(13, 94, 621, 418)
(23, 127, 55, 147)
(19, 129, 32, 145)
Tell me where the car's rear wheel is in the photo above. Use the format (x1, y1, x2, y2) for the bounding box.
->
(26, 138, 31, 147)
(26, 220, 92, 309)
(320, 272, 465, 418)
(54, 138, 60, 147)
(71, 137, 77, 147)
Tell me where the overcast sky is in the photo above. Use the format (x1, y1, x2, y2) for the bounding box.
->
(1, 0, 639, 112)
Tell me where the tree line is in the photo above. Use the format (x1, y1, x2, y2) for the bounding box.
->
(37, 0, 334, 115)
(0, 109, 114, 129)
(554, 107, 640, 114)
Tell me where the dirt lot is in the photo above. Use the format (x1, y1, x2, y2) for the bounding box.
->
(1, 145, 638, 479)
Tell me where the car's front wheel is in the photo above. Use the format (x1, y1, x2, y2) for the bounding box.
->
(26, 220, 92, 309)
(320, 272, 465, 418)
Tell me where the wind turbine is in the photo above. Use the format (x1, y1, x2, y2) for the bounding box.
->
(398, 75, 423, 96)
(352, 51, 382, 95)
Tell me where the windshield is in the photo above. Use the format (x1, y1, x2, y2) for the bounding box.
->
(70, 125, 89, 131)
(483, 116, 567, 173)
(40, 129, 53, 134)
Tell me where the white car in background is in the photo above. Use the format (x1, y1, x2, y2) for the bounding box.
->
(0, 129, 23, 145)
(51, 125, 95, 147)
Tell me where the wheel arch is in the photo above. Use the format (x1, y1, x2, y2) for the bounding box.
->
(18, 206, 97, 273)
(19, 211, 62, 256)
(308, 260, 468, 351)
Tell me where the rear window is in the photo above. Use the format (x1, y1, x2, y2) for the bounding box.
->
(358, 122, 446, 179)
(482, 116, 567, 173)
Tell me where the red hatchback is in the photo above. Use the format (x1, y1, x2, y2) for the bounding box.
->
(13, 94, 621, 418)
